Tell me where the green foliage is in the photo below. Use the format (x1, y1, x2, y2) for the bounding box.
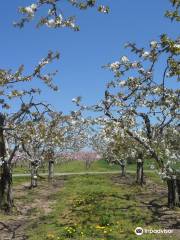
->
(99, 213, 111, 226)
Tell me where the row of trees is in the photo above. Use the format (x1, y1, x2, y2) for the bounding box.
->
(0, 0, 179, 214)
(0, 102, 90, 211)
(0, 0, 108, 212)
(75, 0, 180, 208)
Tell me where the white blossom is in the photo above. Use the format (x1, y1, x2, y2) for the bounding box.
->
(132, 62, 138, 68)
(72, 96, 81, 104)
(110, 61, 120, 70)
(150, 40, 158, 48)
(31, 4, 37, 11)
(150, 164, 155, 170)
(153, 87, 160, 93)
(174, 44, 180, 49)
(142, 51, 150, 59)
(165, 149, 170, 157)
(119, 80, 126, 87)
(24, 4, 37, 16)
(0, 160, 4, 166)
(99, 5, 109, 13)
(56, 14, 63, 25)
(46, 19, 56, 27)
(121, 56, 129, 64)
(69, 21, 75, 28)
(137, 158, 142, 163)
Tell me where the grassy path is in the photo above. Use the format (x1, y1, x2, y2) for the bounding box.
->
(12, 159, 155, 175)
(1, 160, 179, 239)
(12, 170, 153, 177)
(26, 174, 180, 240)
(1, 173, 179, 240)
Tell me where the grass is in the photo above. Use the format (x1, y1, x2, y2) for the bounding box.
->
(13, 159, 165, 187)
(13, 159, 155, 174)
(1, 161, 178, 239)
(12, 160, 119, 174)
(26, 174, 175, 240)
(13, 176, 29, 186)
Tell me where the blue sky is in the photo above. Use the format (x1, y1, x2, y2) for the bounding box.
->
(0, 0, 178, 114)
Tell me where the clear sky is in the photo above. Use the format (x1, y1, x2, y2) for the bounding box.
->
(0, 0, 178, 114)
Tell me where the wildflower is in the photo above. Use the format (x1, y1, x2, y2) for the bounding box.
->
(95, 225, 105, 229)
(46, 233, 55, 239)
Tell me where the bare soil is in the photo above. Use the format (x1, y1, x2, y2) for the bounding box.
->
(0, 178, 64, 240)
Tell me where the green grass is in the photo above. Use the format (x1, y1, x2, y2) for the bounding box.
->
(13, 176, 29, 186)
(12, 159, 166, 189)
(12, 165, 30, 174)
(55, 160, 120, 173)
(26, 174, 175, 240)
(145, 172, 166, 186)
(12, 159, 167, 190)
(126, 159, 155, 171)
(12, 160, 120, 174)
(13, 159, 156, 174)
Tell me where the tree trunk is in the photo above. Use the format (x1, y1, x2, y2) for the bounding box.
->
(176, 179, 180, 204)
(136, 160, 144, 185)
(0, 162, 13, 212)
(120, 164, 126, 177)
(48, 160, 54, 181)
(0, 114, 13, 212)
(30, 163, 38, 188)
(85, 159, 91, 169)
(167, 178, 180, 208)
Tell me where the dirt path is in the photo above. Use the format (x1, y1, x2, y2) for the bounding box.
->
(0, 178, 64, 240)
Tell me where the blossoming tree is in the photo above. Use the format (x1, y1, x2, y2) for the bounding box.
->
(15, 0, 109, 29)
(94, 1, 179, 207)
(0, 0, 108, 212)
